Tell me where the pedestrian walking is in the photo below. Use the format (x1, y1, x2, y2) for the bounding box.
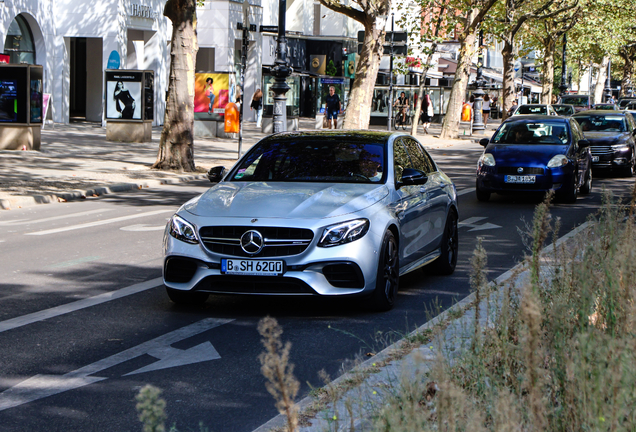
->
(420, 93, 434, 134)
(250, 88, 263, 128)
(483, 94, 491, 127)
(324, 86, 341, 129)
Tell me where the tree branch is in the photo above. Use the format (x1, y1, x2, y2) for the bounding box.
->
(319, 0, 367, 24)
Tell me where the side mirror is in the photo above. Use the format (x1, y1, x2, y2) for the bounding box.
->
(208, 166, 227, 183)
(579, 139, 590, 148)
(479, 138, 490, 147)
(399, 168, 428, 187)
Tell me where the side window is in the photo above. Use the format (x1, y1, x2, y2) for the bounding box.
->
(405, 138, 436, 174)
(393, 139, 410, 183)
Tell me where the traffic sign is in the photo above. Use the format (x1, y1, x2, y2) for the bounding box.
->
(357, 30, 408, 43)
(260, 25, 279, 33)
(357, 43, 408, 56)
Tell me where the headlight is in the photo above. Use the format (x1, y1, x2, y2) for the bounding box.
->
(478, 153, 496, 167)
(318, 219, 369, 248)
(168, 215, 199, 244)
(547, 155, 568, 168)
(611, 145, 630, 152)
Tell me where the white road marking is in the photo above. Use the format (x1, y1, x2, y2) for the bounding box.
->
(459, 216, 501, 232)
(0, 277, 163, 334)
(25, 210, 173, 236)
(0, 209, 114, 226)
(0, 318, 232, 411)
(456, 187, 476, 196)
(120, 224, 166, 232)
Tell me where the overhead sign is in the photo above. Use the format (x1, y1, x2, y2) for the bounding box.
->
(0, 318, 233, 412)
(357, 30, 408, 43)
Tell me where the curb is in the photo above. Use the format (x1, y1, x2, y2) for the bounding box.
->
(252, 221, 593, 432)
(0, 174, 209, 210)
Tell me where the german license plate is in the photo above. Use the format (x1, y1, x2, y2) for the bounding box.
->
(221, 259, 284, 276)
(505, 175, 536, 184)
(591, 156, 599, 162)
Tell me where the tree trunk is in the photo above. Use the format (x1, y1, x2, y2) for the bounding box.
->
(439, 29, 477, 140)
(410, 63, 433, 136)
(621, 55, 633, 98)
(343, 17, 386, 129)
(540, 38, 555, 104)
(153, 0, 198, 172)
(501, 39, 516, 122)
(593, 56, 609, 105)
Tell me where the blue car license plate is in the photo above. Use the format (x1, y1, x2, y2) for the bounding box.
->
(505, 175, 536, 184)
(221, 259, 284, 276)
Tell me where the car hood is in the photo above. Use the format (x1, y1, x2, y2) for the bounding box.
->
(487, 144, 569, 165)
(584, 132, 630, 146)
(184, 182, 390, 219)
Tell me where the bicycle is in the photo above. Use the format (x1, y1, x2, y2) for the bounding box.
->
(392, 106, 411, 130)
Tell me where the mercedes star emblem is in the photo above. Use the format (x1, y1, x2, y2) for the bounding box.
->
(517, 167, 524, 173)
(240, 230, 264, 255)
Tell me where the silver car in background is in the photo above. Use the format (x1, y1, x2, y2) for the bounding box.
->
(163, 131, 459, 311)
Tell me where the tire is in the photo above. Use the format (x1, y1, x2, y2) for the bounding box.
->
(369, 230, 400, 312)
(425, 210, 458, 275)
(580, 167, 592, 195)
(476, 182, 491, 202)
(560, 172, 578, 203)
(166, 287, 209, 305)
(621, 160, 635, 178)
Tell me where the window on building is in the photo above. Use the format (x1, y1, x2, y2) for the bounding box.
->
(196, 47, 215, 73)
(4, 15, 35, 64)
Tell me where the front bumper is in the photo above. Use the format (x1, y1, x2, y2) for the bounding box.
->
(163, 220, 383, 297)
(590, 146, 633, 170)
(476, 165, 572, 194)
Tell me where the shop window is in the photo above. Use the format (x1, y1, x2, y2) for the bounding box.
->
(4, 15, 35, 64)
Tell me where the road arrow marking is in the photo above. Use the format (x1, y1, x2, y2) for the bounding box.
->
(120, 224, 166, 232)
(459, 217, 501, 232)
(0, 318, 232, 411)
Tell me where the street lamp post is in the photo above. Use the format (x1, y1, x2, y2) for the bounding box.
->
(387, 14, 394, 131)
(604, 58, 612, 102)
(559, 33, 568, 97)
(472, 29, 486, 132)
(270, 0, 291, 133)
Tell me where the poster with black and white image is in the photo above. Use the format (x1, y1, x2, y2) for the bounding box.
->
(105, 71, 143, 120)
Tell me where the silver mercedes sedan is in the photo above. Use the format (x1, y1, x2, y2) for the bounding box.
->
(163, 131, 458, 311)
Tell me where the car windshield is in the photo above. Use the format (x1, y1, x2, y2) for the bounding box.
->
(553, 105, 574, 115)
(561, 96, 588, 106)
(619, 99, 636, 108)
(573, 115, 627, 132)
(594, 104, 615, 110)
(230, 140, 386, 183)
(516, 105, 547, 115)
(492, 121, 570, 145)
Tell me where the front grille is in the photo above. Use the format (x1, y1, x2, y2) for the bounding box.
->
(590, 146, 614, 155)
(164, 257, 198, 283)
(497, 167, 545, 175)
(322, 263, 364, 288)
(199, 226, 314, 258)
(195, 275, 315, 294)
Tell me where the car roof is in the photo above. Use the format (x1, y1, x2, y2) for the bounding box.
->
(573, 110, 626, 116)
(503, 114, 568, 123)
(265, 130, 395, 142)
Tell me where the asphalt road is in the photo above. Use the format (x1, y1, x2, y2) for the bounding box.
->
(0, 144, 633, 432)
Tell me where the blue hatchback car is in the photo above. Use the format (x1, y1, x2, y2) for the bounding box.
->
(476, 115, 593, 203)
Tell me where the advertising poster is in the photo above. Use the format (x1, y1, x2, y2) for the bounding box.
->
(105, 71, 142, 120)
(317, 78, 345, 115)
(0, 80, 18, 122)
(30, 78, 43, 123)
(194, 73, 236, 121)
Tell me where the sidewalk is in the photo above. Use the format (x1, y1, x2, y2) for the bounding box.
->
(0, 117, 498, 210)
